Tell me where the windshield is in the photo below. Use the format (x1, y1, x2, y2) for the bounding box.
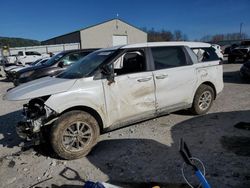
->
(43, 52, 64, 66)
(31, 58, 43, 66)
(57, 50, 116, 79)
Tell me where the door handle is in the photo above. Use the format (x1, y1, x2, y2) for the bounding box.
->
(155, 74, 168, 79)
(137, 77, 152, 82)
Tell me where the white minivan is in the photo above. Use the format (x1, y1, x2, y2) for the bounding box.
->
(4, 42, 223, 159)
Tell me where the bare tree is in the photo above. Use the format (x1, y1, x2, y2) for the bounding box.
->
(173, 30, 182, 41)
(200, 32, 249, 43)
(142, 27, 187, 42)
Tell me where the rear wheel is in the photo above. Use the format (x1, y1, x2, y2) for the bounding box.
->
(190, 84, 214, 115)
(50, 110, 100, 160)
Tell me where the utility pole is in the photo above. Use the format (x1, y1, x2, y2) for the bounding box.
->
(240, 22, 243, 40)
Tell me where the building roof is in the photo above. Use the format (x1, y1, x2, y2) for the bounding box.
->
(42, 18, 147, 43)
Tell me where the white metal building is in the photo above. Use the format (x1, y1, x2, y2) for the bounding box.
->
(41, 19, 147, 49)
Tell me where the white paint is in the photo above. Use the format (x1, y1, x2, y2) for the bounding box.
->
(153, 65, 196, 111)
(4, 77, 76, 101)
(5, 42, 224, 130)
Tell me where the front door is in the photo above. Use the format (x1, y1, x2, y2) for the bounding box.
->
(102, 49, 156, 126)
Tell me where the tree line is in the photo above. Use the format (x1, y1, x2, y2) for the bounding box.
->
(0, 36, 40, 48)
(200, 33, 249, 43)
(142, 27, 249, 44)
(142, 28, 188, 42)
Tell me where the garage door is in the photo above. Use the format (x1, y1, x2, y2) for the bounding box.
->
(112, 35, 128, 46)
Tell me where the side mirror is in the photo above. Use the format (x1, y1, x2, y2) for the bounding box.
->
(58, 61, 64, 68)
(101, 64, 112, 75)
(101, 64, 115, 85)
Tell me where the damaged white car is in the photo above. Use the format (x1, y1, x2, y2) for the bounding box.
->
(4, 42, 224, 159)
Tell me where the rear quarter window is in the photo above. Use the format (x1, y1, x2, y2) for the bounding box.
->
(192, 47, 219, 62)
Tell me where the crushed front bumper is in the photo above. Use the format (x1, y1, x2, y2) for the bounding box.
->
(16, 100, 57, 144)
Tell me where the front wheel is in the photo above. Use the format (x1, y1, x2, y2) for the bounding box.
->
(50, 110, 100, 160)
(190, 85, 214, 115)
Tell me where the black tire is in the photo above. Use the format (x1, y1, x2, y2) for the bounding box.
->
(190, 84, 214, 115)
(228, 56, 235, 64)
(50, 110, 100, 160)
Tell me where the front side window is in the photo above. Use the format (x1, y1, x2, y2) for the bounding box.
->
(114, 50, 146, 75)
(151, 46, 187, 70)
(25, 51, 41, 56)
(25, 52, 32, 56)
(18, 51, 24, 56)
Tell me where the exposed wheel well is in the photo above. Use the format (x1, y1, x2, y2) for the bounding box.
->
(61, 106, 104, 132)
(200, 82, 217, 99)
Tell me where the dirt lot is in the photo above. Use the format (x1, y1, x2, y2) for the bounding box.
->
(0, 63, 249, 188)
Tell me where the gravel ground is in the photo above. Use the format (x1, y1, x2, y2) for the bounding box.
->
(0, 63, 250, 188)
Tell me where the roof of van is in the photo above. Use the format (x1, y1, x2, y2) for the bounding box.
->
(121, 41, 211, 49)
(98, 42, 211, 52)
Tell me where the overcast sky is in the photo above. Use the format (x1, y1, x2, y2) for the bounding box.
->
(0, 0, 249, 41)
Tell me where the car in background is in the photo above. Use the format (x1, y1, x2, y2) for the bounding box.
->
(13, 49, 97, 86)
(5, 54, 18, 65)
(223, 44, 239, 57)
(228, 41, 250, 63)
(5, 58, 49, 80)
(240, 61, 250, 80)
(15, 51, 50, 65)
(211, 44, 224, 60)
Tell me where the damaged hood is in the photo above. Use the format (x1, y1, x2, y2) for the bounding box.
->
(4, 76, 77, 101)
(4, 65, 20, 72)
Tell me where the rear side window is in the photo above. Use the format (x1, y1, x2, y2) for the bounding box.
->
(32, 51, 41, 56)
(151, 46, 187, 70)
(192, 47, 219, 62)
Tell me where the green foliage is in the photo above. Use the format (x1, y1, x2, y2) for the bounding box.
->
(0, 36, 40, 47)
